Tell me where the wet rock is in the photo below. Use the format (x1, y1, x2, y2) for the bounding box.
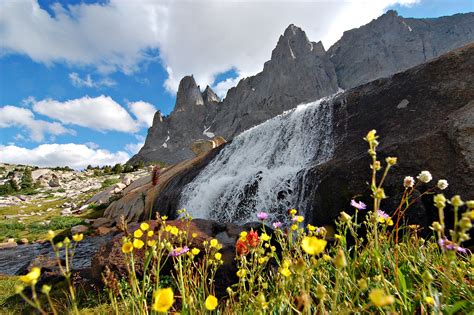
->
(71, 225, 89, 234)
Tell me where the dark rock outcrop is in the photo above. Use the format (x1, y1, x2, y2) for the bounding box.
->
(328, 10, 474, 89)
(304, 44, 474, 230)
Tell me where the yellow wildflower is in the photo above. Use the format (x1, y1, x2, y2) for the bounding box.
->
(147, 230, 154, 237)
(322, 254, 331, 262)
(41, 284, 51, 294)
(121, 242, 132, 254)
(270, 246, 276, 252)
(133, 229, 143, 238)
(307, 224, 316, 231)
(152, 288, 174, 313)
(205, 295, 218, 311)
(290, 224, 298, 231)
(301, 236, 327, 255)
(133, 239, 145, 249)
(386, 217, 394, 226)
(19, 267, 41, 285)
(365, 129, 377, 143)
(165, 225, 172, 232)
(424, 296, 434, 305)
(161, 215, 168, 221)
(191, 248, 200, 255)
(140, 222, 149, 231)
(294, 215, 304, 223)
(289, 209, 297, 215)
(261, 233, 270, 242)
(46, 230, 55, 241)
(334, 249, 347, 269)
(191, 233, 198, 238)
(147, 240, 157, 247)
(369, 288, 394, 307)
(72, 233, 83, 242)
(214, 252, 222, 261)
(258, 257, 267, 264)
(279, 267, 291, 277)
(236, 269, 246, 278)
(210, 239, 219, 248)
(239, 231, 247, 241)
(170, 226, 179, 236)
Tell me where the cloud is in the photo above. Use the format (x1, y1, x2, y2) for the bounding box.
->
(69, 72, 116, 88)
(128, 101, 157, 127)
(1, 0, 420, 93)
(0, 105, 75, 141)
(31, 95, 141, 133)
(212, 76, 243, 99)
(0, 143, 130, 169)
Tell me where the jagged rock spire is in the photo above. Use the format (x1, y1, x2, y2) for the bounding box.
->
(174, 75, 204, 112)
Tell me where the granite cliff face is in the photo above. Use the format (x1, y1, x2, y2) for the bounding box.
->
(131, 11, 474, 165)
(129, 76, 220, 164)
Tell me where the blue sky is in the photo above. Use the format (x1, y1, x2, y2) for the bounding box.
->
(0, 0, 472, 169)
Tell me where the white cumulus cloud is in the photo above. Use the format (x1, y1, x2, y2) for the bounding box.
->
(31, 95, 141, 133)
(0, 105, 75, 141)
(1, 0, 420, 93)
(128, 101, 157, 127)
(0, 143, 130, 169)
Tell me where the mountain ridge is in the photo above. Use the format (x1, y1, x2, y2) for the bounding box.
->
(130, 10, 474, 165)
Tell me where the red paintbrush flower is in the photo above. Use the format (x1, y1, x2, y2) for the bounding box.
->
(236, 239, 249, 255)
(246, 230, 259, 248)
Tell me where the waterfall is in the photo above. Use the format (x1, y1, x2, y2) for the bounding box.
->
(179, 94, 337, 224)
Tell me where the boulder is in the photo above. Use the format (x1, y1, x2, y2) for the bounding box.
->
(92, 217, 113, 228)
(48, 174, 61, 187)
(71, 225, 89, 234)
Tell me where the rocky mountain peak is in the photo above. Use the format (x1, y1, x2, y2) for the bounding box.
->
(202, 85, 220, 105)
(174, 75, 204, 112)
(271, 24, 315, 61)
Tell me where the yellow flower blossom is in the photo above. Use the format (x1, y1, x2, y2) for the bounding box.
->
(133, 229, 143, 238)
(290, 224, 298, 231)
(140, 222, 149, 231)
(191, 248, 200, 255)
(121, 242, 132, 254)
(365, 129, 377, 143)
(294, 215, 304, 223)
(301, 236, 327, 255)
(279, 267, 291, 277)
(239, 231, 247, 241)
(261, 233, 270, 242)
(47, 230, 55, 241)
(369, 288, 394, 307)
(133, 239, 144, 249)
(191, 233, 198, 238)
(147, 230, 154, 237)
(72, 233, 83, 242)
(205, 295, 218, 311)
(170, 226, 179, 236)
(289, 209, 297, 215)
(147, 240, 157, 247)
(236, 269, 246, 278)
(152, 288, 174, 313)
(161, 215, 168, 221)
(214, 252, 222, 261)
(307, 224, 316, 231)
(210, 239, 219, 248)
(19, 267, 41, 285)
(424, 296, 434, 305)
(322, 254, 331, 262)
(165, 225, 172, 232)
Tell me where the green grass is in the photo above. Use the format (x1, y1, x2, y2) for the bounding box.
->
(101, 178, 120, 188)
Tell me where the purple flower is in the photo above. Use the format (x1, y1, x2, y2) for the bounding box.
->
(350, 199, 367, 210)
(257, 212, 269, 221)
(438, 238, 467, 253)
(272, 222, 282, 229)
(170, 246, 189, 257)
(377, 210, 389, 220)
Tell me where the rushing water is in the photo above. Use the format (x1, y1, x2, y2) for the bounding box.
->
(0, 234, 112, 275)
(179, 94, 337, 224)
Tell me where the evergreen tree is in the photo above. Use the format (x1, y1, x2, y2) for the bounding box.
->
(21, 168, 34, 190)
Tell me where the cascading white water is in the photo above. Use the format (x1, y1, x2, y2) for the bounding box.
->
(179, 94, 337, 224)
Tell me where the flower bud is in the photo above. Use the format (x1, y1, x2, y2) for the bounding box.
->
(459, 217, 472, 230)
(431, 221, 442, 232)
(433, 194, 446, 208)
(386, 157, 397, 166)
(450, 195, 464, 207)
(316, 284, 326, 299)
(358, 278, 368, 290)
(422, 270, 434, 283)
(466, 200, 474, 209)
(334, 249, 347, 269)
(339, 211, 352, 223)
(41, 284, 52, 294)
(374, 188, 387, 199)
